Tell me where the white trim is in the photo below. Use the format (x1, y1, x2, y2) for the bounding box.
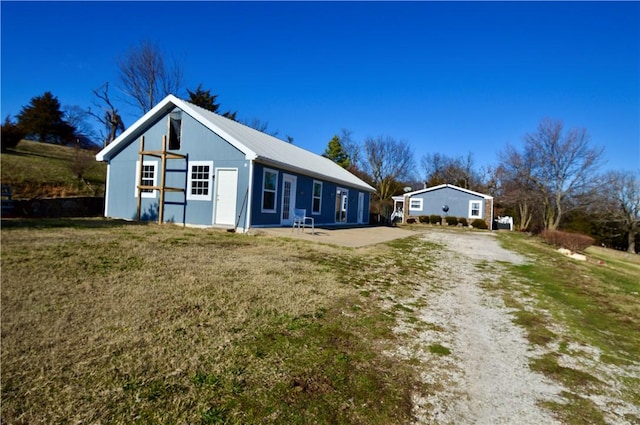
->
(312, 180, 322, 215)
(404, 183, 493, 200)
(95, 95, 374, 193)
(134, 160, 158, 198)
(96, 95, 256, 162)
(186, 160, 214, 201)
(213, 167, 239, 226)
(409, 197, 423, 211)
(335, 187, 349, 223)
(280, 174, 297, 225)
(468, 200, 482, 218)
(261, 167, 278, 213)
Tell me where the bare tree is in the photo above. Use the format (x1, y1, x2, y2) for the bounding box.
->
(505, 119, 604, 230)
(361, 135, 415, 217)
(495, 145, 544, 231)
(338, 129, 360, 169)
(600, 170, 640, 253)
(420, 152, 485, 191)
(63, 105, 99, 146)
(88, 82, 125, 147)
(117, 40, 183, 114)
(241, 117, 279, 137)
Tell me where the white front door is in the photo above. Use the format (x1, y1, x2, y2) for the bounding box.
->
(358, 192, 365, 224)
(214, 168, 238, 226)
(281, 174, 297, 226)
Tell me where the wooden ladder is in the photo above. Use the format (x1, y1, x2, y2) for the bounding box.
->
(136, 135, 188, 224)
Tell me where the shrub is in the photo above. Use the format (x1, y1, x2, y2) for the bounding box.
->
(429, 215, 441, 225)
(406, 217, 416, 224)
(471, 219, 488, 229)
(445, 216, 458, 226)
(1, 117, 26, 151)
(541, 229, 595, 253)
(418, 215, 429, 224)
(458, 217, 468, 226)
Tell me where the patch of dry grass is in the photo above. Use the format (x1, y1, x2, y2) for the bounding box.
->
(1, 220, 415, 424)
(585, 245, 640, 278)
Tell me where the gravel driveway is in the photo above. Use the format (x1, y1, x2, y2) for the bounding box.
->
(392, 230, 563, 424)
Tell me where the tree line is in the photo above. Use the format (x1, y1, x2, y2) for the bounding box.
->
(322, 123, 639, 253)
(2, 40, 636, 252)
(1, 40, 280, 152)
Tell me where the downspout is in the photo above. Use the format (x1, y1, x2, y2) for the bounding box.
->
(103, 162, 110, 217)
(244, 160, 254, 232)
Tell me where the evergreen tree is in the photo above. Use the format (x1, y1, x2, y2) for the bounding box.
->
(17, 92, 75, 144)
(187, 84, 237, 120)
(323, 135, 351, 168)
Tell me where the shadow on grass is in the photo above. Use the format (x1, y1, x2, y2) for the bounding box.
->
(1, 217, 144, 230)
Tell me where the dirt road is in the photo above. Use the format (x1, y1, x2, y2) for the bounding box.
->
(391, 230, 563, 424)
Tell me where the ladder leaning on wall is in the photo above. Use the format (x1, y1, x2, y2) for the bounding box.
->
(136, 135, 188, 224)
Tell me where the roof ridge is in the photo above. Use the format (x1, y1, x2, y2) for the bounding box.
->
(177, 96, 298, 147)
(97, 94, 374, 192)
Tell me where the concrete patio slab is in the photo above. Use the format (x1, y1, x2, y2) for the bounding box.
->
(251, 225, 418, 248)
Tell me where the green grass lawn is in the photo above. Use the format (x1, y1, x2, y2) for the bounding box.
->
(1, 140, 106, 198)
(1, 220, 416, 424)
(2, 220, 638, 424)
(496, 231, 640, 424)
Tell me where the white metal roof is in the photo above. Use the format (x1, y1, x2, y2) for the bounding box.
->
(96, 95, 374, 192)
(392, 184, 493, 201)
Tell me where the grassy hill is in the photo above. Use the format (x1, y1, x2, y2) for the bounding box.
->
(1, 140, 106, 199)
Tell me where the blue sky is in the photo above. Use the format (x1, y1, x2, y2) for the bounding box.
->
(2, 1, 639, 176)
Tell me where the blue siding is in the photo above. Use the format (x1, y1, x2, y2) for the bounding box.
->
(408, 186, 484, 218)
(250, 163, 280, 226)
(104, 105, 370, 229)
(105, 107, 250, 226)
(250, 163, 370, 227)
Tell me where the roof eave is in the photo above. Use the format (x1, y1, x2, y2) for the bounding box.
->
(404, 183, 492, 199)
(256, 157, 375, 192)
(96, 95, 185, 162)
(95, 94, 257, 162)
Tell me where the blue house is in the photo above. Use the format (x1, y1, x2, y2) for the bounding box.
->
(96, 95, 374, 231)
(392, 184, 493, 227)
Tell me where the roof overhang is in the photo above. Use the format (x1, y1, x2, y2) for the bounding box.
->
(95, 95, 257, 162)
(403, 184, 493, 199)
(255, 157, 375, 192)
(95, 94, 374, 194)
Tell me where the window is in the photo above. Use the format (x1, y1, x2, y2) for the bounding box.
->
(312, 181, 322, 214)
(134, 161, 157, 198)
(187, 161, 213, 201)
(409, 198, 423, 211)
(168, 111, 182, 150)
(262, 168, 278, 212)
(469, 200, 482, 218)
